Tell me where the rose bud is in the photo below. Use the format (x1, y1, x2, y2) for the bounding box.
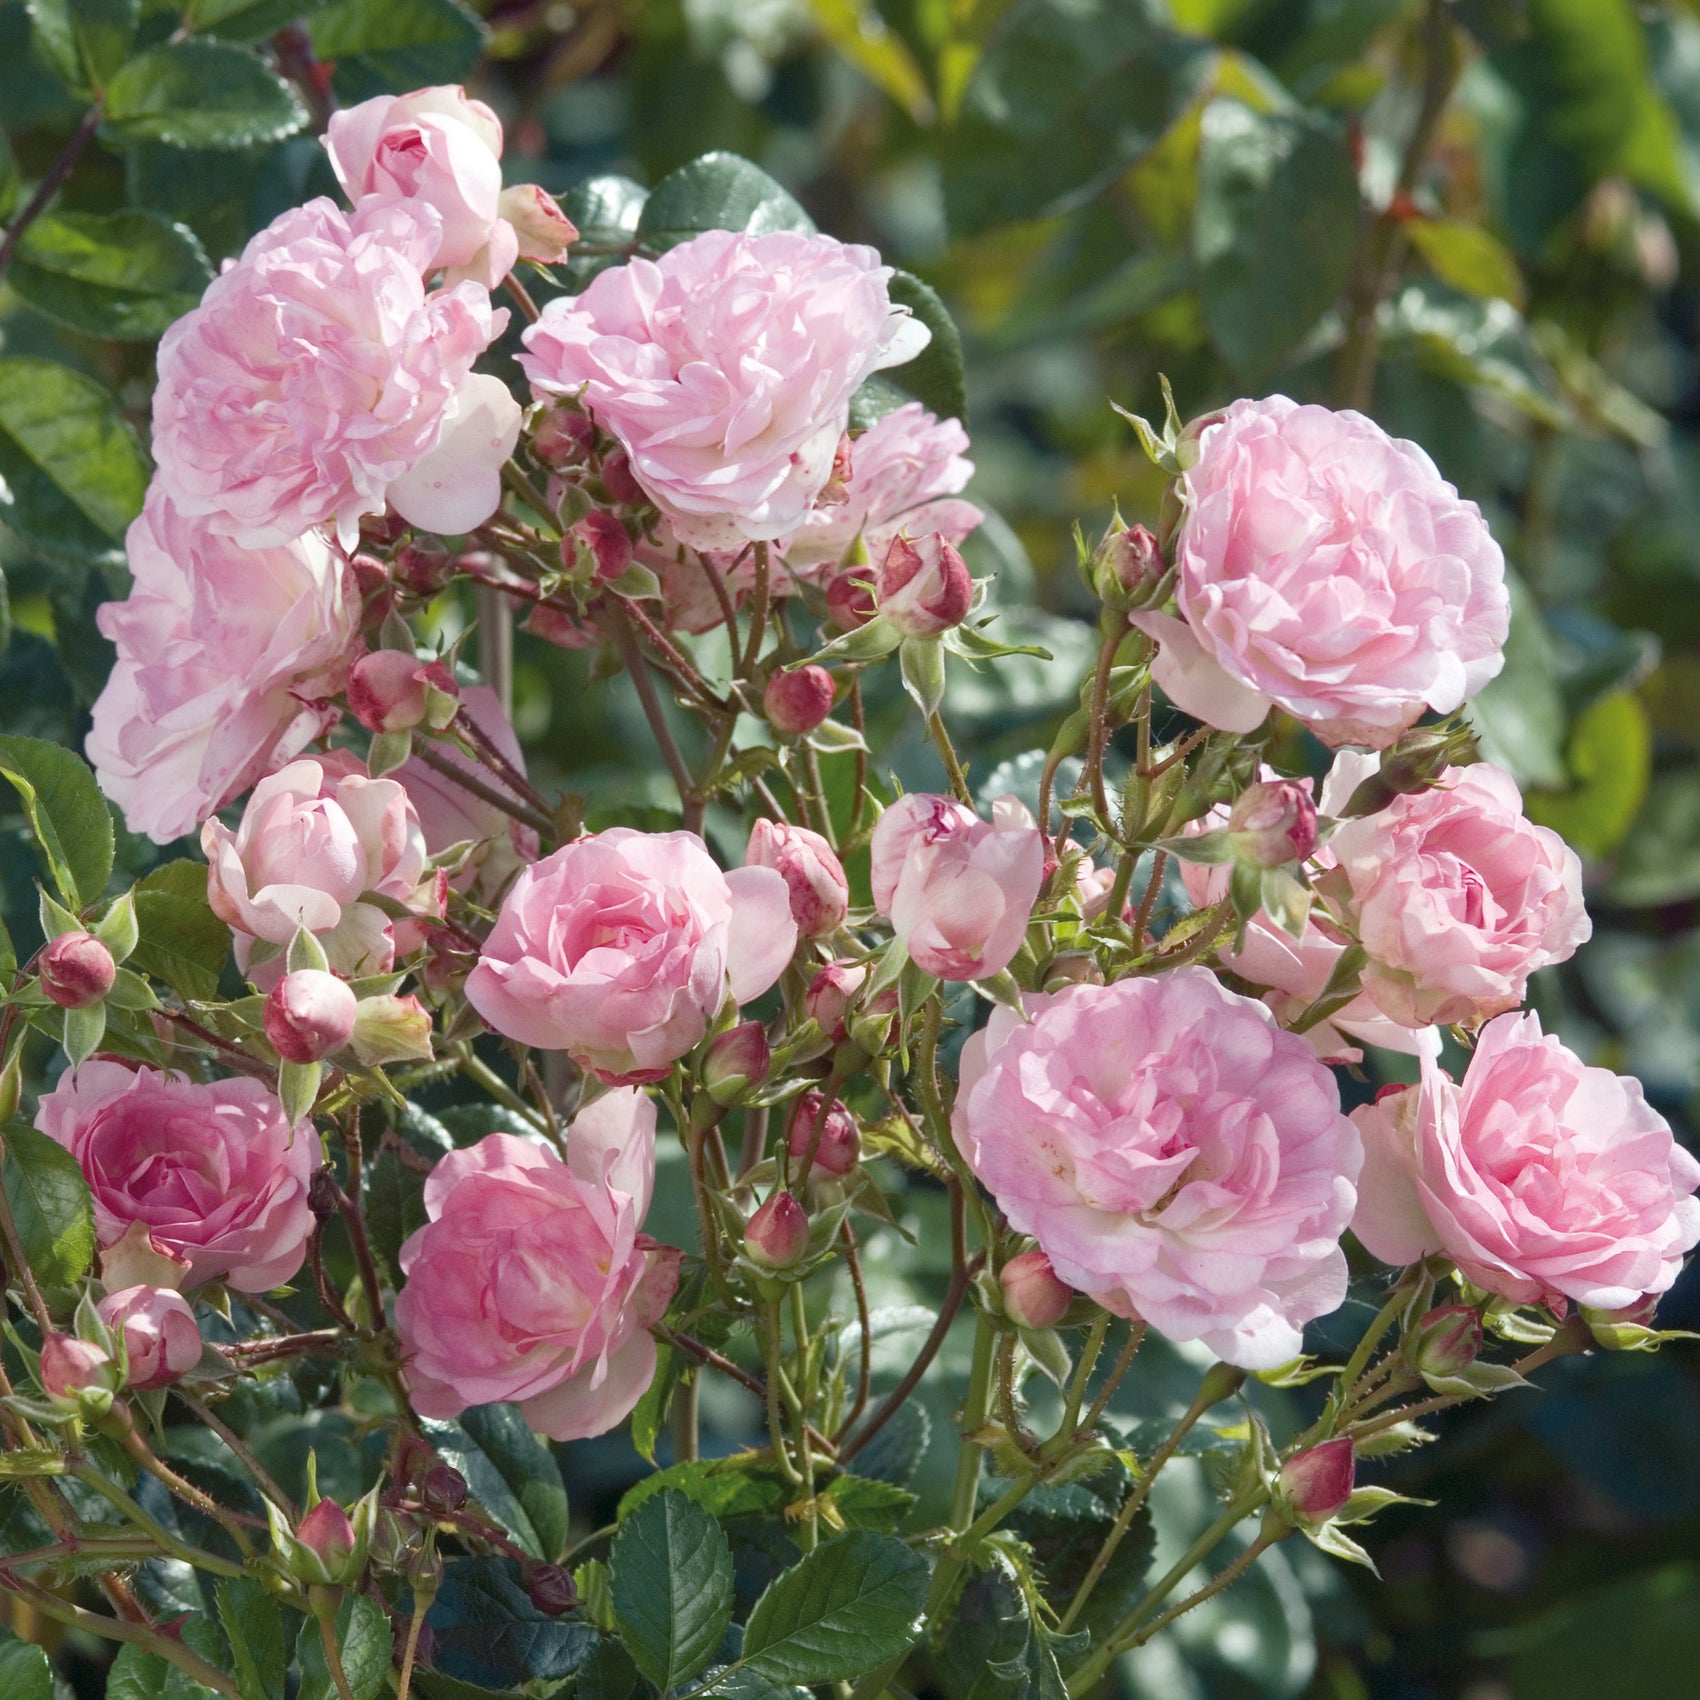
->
(528, 1563, 578, 1616)
(350, 552, 395, 626)
(1000, 1249, 1073, 1331)
(1227, 779, 1318, 868)
(348, 650, 461, 734)
(349, 993, 435, 1067)
(97, 1285, 201, 1391)
(420, 1464, 469, 1516)
(361, 509, 409, 549)
(804, 962, 870, 1043)
(817, 433, 853, 507)
(788, 1092, 860, 1180)
(876, 532, 972, 638)
(40, 1334, 119, 1414)
(701, 1021, 771, 1107)
(1409, 1304, 1483, 1380)
(1091, 519, 1164, 606)
(825, 570, 877, 631)
(745, 819, 849, 938)
(395, 536, 452, 598)
(40, 931, 116, 1009)
(296, 1497, 362, 1585)
(764, 666, 836, 736)
(746, 1191, 809, 1270)
(1275, 1437, 1355, 1528)
(533, 406, 596, 471)
(265, 970, 358, 1064)
(600, 448, 646, 507)
(498, 183, 577, 264)
(566, 509, 633, 582)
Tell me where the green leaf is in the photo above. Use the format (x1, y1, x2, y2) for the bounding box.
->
(737, 1530, 929, 1687)
(424, 1402, 570, 1562)
(1193, 98, 1361, 378)
(635, 152, 814, 252)
(1464, 571, 1569, 788)
(131, 859, 229, 1000)
(821, 1475, 916, 1535)
(296, 1592, 392, 1700)
(215, 1576, 287, 1700)
(425, 1557, 598, 1689)
(1, 1125, 96, 1288)
(0, 733, 114, 908)
(1405, 216, 1526, 307)
(611, 1489, 734, 1692)
(0, 129, 18, 224)
(806, 0, 932, 121)
(10, 211, 213, 341)
(618, 1456, 789, 1523)
(0, 1629, 53, 1700)
(628, 1340, 681, 1465)
(103, 40, 306, 149)
(308, 0, 485, 100)
(849, 271, 968, 431)
(25, 0, 138, 92)
(1610, 769, 1700, 906)
(190, 0, 331, 43)
(107, 1611, 229, 1700)
(560, 174, 647, 288)
(1510, 1562, 1700, 1700)
(1526, 690, 1651, 859)
(0, 356, 149, 565)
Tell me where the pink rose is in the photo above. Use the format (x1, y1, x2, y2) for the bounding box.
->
(955, 972, 1362, 1368)
(203, 756, 446, 992)
(87, 489, 360, 844)
(870, 794, 1043, 981)
(1131, 397, 1508, 748)
(745, 819, 849, 938)
(466, 828, 797, 1083)
(150, 198, 515, 548)
(97, 1285, 202, 1391)
(38, 1061, 317, 1292)
(1352, 1012, 1700, 1311)
(1323, 761, 1589, 1029)
(395, 1092, 681, 1441)
(518, 229, 929, 550)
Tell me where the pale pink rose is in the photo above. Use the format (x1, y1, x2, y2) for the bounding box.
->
(956, 972, 1361, 1368)
(745, 819, 849, 938)
(38, 1061, 317, 1292)
(203, 756, 446, 992)
(466, 828, 798, 1083)
(1323, 762, 1589, 1029)
(869, 794, 1043, 981)
(87, 488, 360, 844)
(393, 685, 539, 901)
(97, 1285, 201, 1391)
(518, 229, 930, 550)
(1352, 1012, 1700, 1311)
(780, 403, 981, 575)
(151, 198, 514, 549)
(499, 183, 577, 264)
(1131, 397, 1508, 747)
(395, 1093, 681, 1441)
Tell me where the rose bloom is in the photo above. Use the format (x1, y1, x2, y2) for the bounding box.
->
(745, 819, 849, 938)
(97, 1285, 201, 1391)
(519, 229, 929, 550)
(87, 488, 360, 844)
(870, 794, 1043, 981)
(1352, 1012, 1700, 1311)
(1131, 397, 1508, 748)
(395, 1091, 682, 1441)
(1322, 759, 1589, 1029)
(466, 828, 797, 1083)
(203, 755, 446, 992)
(150, 197, 515, 548)
(956, 971, 1360, 1368)
(38, 1061, 317, 1292)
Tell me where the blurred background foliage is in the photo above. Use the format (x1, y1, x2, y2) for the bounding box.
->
(5, 1, 1700, 1698)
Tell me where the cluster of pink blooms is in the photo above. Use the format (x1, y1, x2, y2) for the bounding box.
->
(49, 81, 1699, 1445)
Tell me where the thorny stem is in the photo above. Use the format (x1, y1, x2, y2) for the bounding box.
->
(605, 600, 699, 825)
(1123, 1524, 1282, 1653)
(761, 1300, 805, 1485)
(320, 1614, 360, 1700)
(1129, 849, 1169, 945)
(68, 1463, 251, 1579)
(1082, 1322, 1148, 1433)
(504, 271, 542, 323)
(175, 1387, 300, 1520)
(841, 1223, 873, 1432)
(656, 1327, 838, 1455)
(0, 1138, 55, 1337)
(1083, 621, 1129, 824)
(413, 740, 555, 837)
(114, 1413, 259, 1553)
(927, 711, 973, 804)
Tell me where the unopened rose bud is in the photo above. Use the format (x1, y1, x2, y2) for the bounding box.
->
(308, 1165, 343, 1220)
(351, 553, 396, 628)
(702, 1021, 771, 1107)
(816, 434, 853, 507)
(392, 1436, 436, 1493)
(1276, 1437, 1355, 1527)
(1227, 780, 1318, 868)
(600, 448, 646, 507)
(788, 1092, 860, 1180)
(297, 1498, 362, 1585)
(498, 183, 577, 263)
(527, 1563, 578, 1616)
(764, 666, 836, 736)
(804, 962, 869, 1043)
(746, 1191, 809, 1270)
(1410, 1304, 1483, 1379)
(876, 532, 972, 638)
(40, 931, 116, 1009)
(361, 510, 409, 549)
(745, 819, 849, 939)
(40, 1334, 118, 1414)
(97, 1285, 201, 1391)
(265, 970, 358, 1063)
(395, 537, 451, 598)
(999, 1249, 1073, 1330)
(533, 406, 597, 471)
(825, 571, 877, 631)
(348, 651, 460, 734)
(1343, 724, 1479, 817)
(420, 1464, 469, 1516)
(1091, 520, 1164, 606)
(565, 509, 633, 582)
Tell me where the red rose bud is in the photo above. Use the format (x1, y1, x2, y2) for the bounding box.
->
(600, 448, 646, 507)
(40, 931, 116, 1009)
(817, 433, 853, 507)
(1227, 780, 1318, 868)
(395, 536, 451, 597)
(265, 970, 358, 1063)
(1091, 520, 1164, 606)
(1000, 1249, 1073, 1331)
(1410, 1304, 1483, 1379)
(350, 553, 396, 628)
(40, 1334, 118, 1413)
(876, 532, 972, 638)
(702, 1021, 771, 1107)
(788, 1092, 860, 1179)
(764, 665, 836, 736)
(360, 510, 409, 549)
(528, 1563, 578, 1616)
(498, 183, 577, 263)
(1276, 1437, 1355, 1527)
(566, 509, 634, 582)
(348, 650, 460, 733)
(420, 1464, 469, 1515)
(825, 570, 877, 631)
(297, 1497, 362, 1584)
(746, 1191, 809, 1270)
(804, 962, 869, 1043)
(533, 406, 597, 470)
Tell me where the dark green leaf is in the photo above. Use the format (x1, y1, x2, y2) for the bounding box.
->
(611, 1489, 734, 1691)
(1465, 572, 1569, 788)
(0, 733, 114, 907)
(1405, 216, 1526, 307)
(107, 1612, 229, 1700)
(849, 271, 968, 431)
(1509, 1564, 1700, 1699)
(191, 0, 331, 43)
(362, 1139, 429, 1285)
(426, 1557, 598, 1689)
(25, 0, 138, 92)
(0, 356, 149, 564)
(619, 1456, 789, 1523)
(309, 0, 485, 100)
(560, 174, 646, 289)
(424, 1402, 570, 1562)
(738, 1530, 929, 1687)
(296, 1592, 392, 1700)
(0, 129, 17, 223)
(822, 1475, 916, 1535)
(215, 1576, 287, 1700)
(628, 1340, 681, 1464)
(10, 211, 213, 341)
(103, 40, 306, 149)
(635, 152, 814, 252)
(0, 1629, 53, 1700)
(130, 859, 229, 1001)
(852, 1401, 930, 1489)
(2, 1124, 96, 1288)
